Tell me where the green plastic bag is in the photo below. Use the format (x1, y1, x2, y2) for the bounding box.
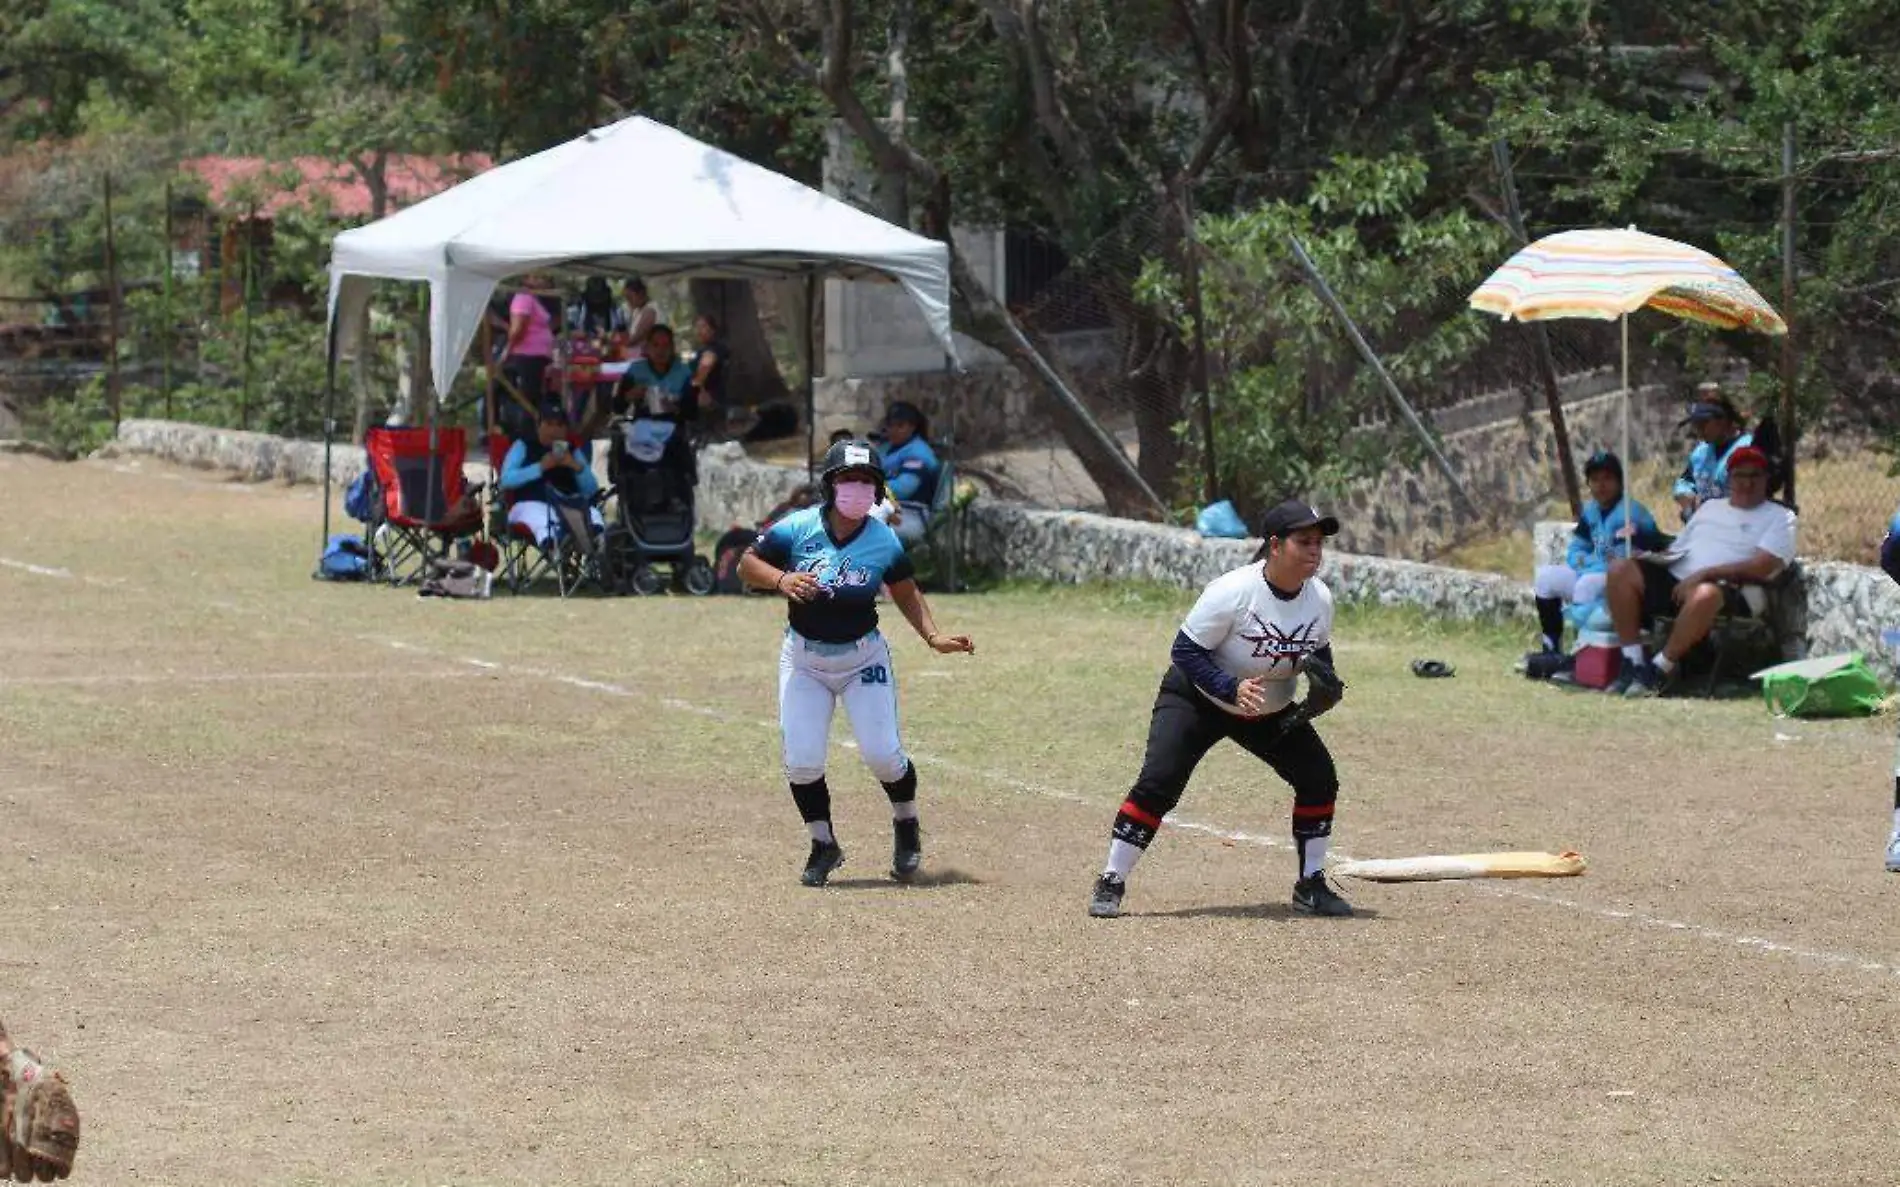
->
(1755, 653, 1886, 718)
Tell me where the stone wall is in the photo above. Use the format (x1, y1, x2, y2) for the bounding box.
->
(114, 419, 371, 486)
(812, 353, 1117, 455)
(693, 442, 817, 530)
(106, 418, 1900, 657)
(1332, 383, 1681, 561)
(108, 419, 1537, 624)
(962, 501, 1533, 620)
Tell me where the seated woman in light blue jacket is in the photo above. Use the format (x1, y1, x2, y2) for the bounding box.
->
(1532, 450, 1668, 653)
(874, 401, 942, 544)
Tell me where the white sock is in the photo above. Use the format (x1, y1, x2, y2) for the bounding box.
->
(1104, 839, 1144, 879)
(808, 821, 834, 844)
(1655, 655, 1677, 675)
(1622, 644, 1646, 664)
(891, 801, 919, 822)
(1300, 835, 1330, 879)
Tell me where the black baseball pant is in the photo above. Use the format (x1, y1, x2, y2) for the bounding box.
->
(1112, 665, 1338, 852)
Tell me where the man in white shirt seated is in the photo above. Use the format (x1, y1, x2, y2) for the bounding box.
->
(1602, 445, 1796, 697)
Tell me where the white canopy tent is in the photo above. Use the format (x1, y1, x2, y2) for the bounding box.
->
(324, 114, 957, 396)
(317, 114, 961, 568)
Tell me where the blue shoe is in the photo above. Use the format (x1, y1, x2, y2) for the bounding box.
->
(1607, 654, 1642, 695)
(1622, 660, 1667, 698)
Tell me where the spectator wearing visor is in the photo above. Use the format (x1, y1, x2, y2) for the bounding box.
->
(1673, 382, 1754, 522)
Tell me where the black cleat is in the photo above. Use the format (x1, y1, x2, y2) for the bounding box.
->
(1292, 873, 1354, 917)
(1088, 873, 1126, 918)
(801, 839, 846, 887)
(892, 819, 923, 881)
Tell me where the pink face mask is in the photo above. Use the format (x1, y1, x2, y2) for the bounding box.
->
(832, 480, 878, 519)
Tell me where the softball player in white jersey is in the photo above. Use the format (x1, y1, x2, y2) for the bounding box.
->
(738, 439, 974, 886)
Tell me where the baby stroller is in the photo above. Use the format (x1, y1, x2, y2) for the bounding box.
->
(603, 415, 716, 596)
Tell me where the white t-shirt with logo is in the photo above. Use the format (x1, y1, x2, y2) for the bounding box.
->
(1664, 498, 1797, 579)
(1180, 563, 1334, 717)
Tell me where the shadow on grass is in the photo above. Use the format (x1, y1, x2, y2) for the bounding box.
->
(824, 866, 984, 891)
(1138, 900, 1384, 922)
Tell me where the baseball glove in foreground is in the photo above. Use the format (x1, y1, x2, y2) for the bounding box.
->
(0, 1022, 78, 1181)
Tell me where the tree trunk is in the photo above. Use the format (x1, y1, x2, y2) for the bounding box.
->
(350, 153, 391, 444)
(686, 278, 792, 408)
(1105, 291, 1188, 498)
(877, 0, 912, 224)
(349, 303, 373, 443)
(939, 239, 1160, 516)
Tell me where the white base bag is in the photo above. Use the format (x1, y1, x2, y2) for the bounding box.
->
(1331, 850, 1586, 882)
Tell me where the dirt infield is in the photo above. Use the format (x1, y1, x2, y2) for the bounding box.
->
(5, 451, 1900, 1185)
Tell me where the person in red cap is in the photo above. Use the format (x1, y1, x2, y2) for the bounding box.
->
(1087, 499, 1354, 918)
(1602, 445, 1796, 696)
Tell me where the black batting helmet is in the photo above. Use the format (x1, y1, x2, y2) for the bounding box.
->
(820, 438, 887, 500)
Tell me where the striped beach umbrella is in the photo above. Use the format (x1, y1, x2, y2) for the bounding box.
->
(1469, 228, 1785, 558)
(1469, 227, 1786, 335)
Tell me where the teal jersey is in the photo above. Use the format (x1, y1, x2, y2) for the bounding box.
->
(754, 506, 915, 643)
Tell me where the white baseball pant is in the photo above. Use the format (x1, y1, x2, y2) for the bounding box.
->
(1533, 564, 1607, 606)
(778, 630, 909, 785)
(507, 500, 603, 548)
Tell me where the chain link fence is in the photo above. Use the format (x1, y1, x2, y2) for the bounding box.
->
(9, 149, 1900, 572)
(948, 166, 1900, 572)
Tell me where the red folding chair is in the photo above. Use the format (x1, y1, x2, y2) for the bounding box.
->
(362, 427, 483, 586)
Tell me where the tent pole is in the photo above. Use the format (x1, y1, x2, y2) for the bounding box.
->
(426, 286, 443, 522)
(481, 314, 496, 436)
(944, 351, 958, 593)
(805, 272, 818, 484)
(318, 303, 340, 576)
(1620, 312, 1631, 559)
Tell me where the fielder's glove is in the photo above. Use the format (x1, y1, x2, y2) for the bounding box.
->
(1300, 657, 1346, 720)
(0, 1021, 79, 1182)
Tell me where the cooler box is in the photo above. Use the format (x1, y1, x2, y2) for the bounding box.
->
(1572, 639, 1620, 689)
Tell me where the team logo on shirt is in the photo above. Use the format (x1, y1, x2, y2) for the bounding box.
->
(1237, 613, 1321, 661)
(795, 553, 875, 592)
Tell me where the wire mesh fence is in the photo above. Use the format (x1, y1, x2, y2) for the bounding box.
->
(963, 164, 1900, 572)
(8, 146, 1900, 573)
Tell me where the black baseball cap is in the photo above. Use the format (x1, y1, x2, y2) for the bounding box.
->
(1258, 499, 1340, 541)
(1680, 395, 1741, 426)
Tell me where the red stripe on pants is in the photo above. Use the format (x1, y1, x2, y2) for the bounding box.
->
(1119, 800, 1164, 829)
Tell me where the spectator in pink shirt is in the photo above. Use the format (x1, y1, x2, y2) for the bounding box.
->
(498, 274, 557, 436)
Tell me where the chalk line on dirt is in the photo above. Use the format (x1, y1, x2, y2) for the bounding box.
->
(8, 543, 1897, 982)
(396, 640, 1900, 981)
(0, 671, 483, 689)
